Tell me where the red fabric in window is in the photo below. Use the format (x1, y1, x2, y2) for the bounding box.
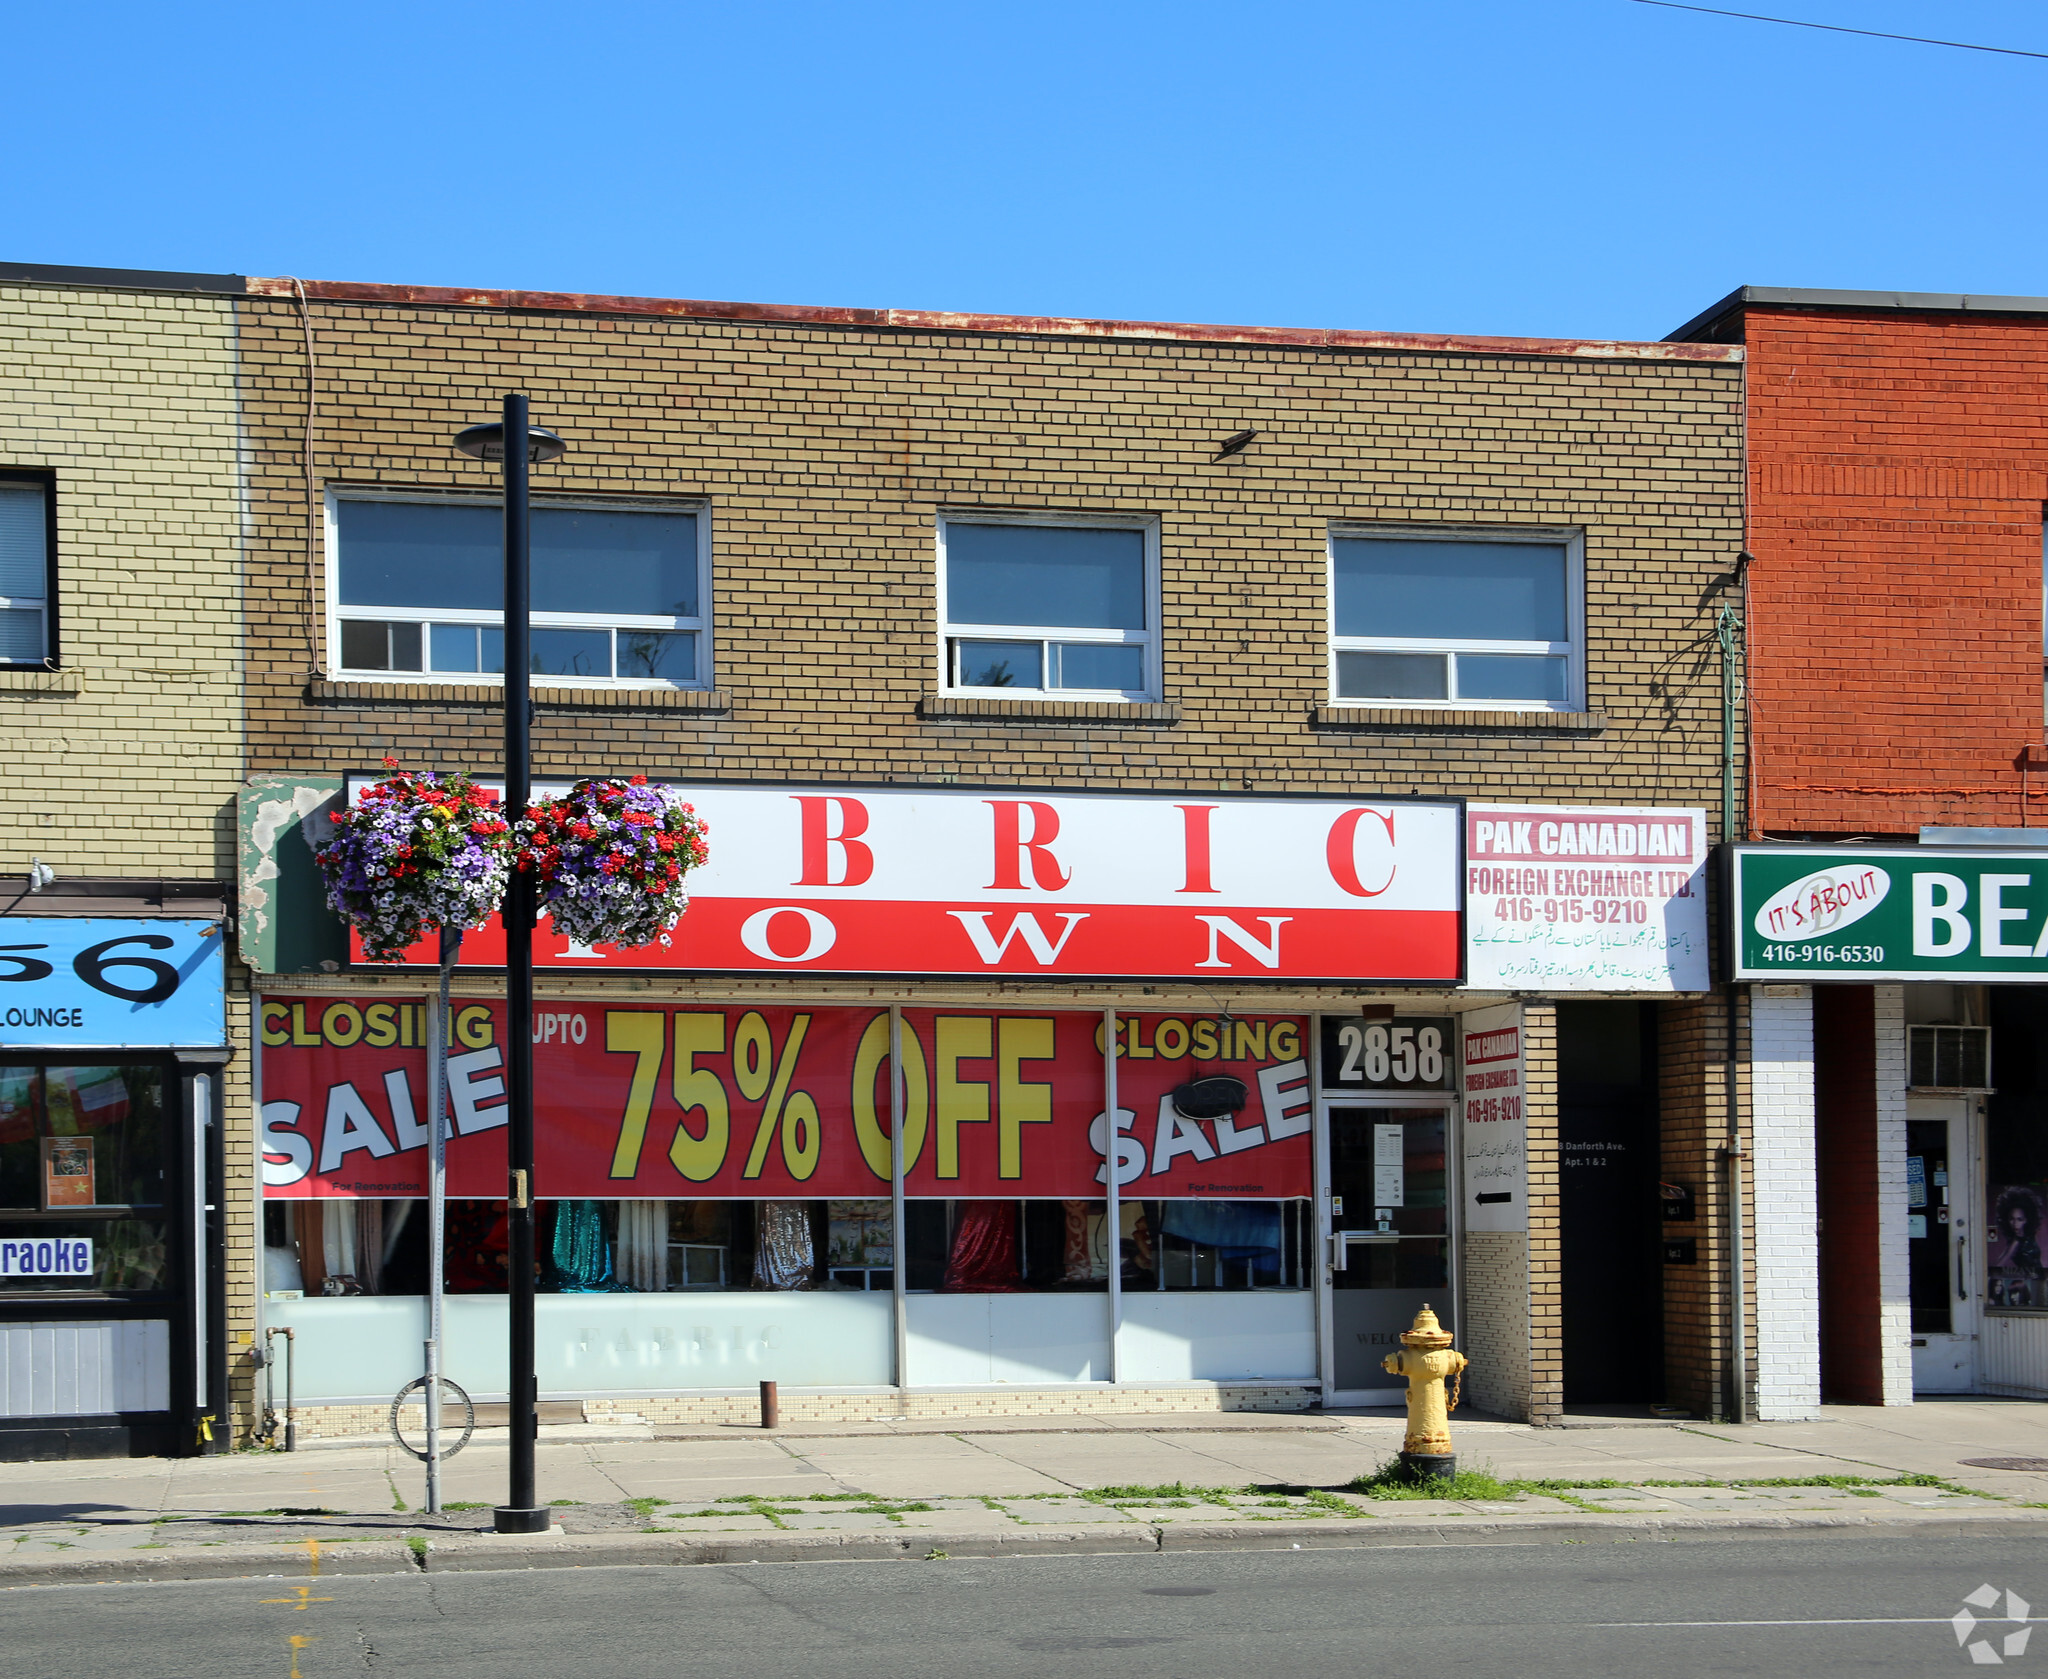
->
(942, 1201, 1021, 1292)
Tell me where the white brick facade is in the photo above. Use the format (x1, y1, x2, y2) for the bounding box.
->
(1751, 985, 1821, 1420)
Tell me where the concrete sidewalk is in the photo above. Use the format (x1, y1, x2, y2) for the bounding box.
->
(7, 1400, 2048, 1586)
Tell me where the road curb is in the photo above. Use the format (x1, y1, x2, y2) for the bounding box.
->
(0, 1539, 418, 1589)
(8, 1507, 2048, 1587)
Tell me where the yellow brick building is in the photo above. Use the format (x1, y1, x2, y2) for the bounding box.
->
(0, 267, 250, 1459)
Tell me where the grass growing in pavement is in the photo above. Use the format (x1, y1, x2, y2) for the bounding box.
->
(1348, 1465, 1522, 1502)
(1346, 1463, 1975, 1502)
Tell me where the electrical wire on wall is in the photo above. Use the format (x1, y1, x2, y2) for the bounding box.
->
(283, 278, 321, 675)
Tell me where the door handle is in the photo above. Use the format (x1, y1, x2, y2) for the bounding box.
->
(1957, 1232, 1969, 1302)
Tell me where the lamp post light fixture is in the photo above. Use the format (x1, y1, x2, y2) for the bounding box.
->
(454, 396, 565, 1535)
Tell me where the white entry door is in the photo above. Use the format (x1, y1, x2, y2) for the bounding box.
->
(1909, 1097, 1979, 1394)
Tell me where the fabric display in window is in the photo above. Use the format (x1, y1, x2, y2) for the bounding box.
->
(670, 1200, 732, 1244)
(616, 1201, 668, 1292)
(827, 1199, 891, 1269)
(1062, 1200, 1104, 1282)
(1062, 1200, 1153, 1281)
(445, 1199, 509, 1292)
(317, 1200, 368, 1294)
(750, 1201, 815, 1290)
(942, 1200, 1021, 1292)
(552, 1198, 626, 1291)
(1160, 1200, 1281, 1259)
(290, 1202, 329, 1295)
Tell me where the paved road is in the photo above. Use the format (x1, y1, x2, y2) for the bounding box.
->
(4, 1532, 2044, 1677)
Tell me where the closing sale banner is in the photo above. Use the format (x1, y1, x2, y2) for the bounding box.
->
(260, 997, 1314, 1200)
(1733, 846, 2048, 981)
(351, 782, 1463, 985)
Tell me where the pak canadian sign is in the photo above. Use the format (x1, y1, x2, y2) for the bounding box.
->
(259, 997, 1314, 1200)
(1464, 806, 1709, 992)
(349, 782, 1463, 985)
(1732, 845, 2048, 982)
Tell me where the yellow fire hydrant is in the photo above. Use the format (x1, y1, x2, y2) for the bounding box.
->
(1381, 1303, 1467, 1477)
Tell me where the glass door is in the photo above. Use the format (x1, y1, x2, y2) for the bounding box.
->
(1323, 1103, 1452, 1400)
(1908, 1097, 1978, 1393)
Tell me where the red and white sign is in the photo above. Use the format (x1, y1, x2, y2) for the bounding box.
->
(1463, 804, 1708, 992)
(352, 783, 1463, 984)
(259, 997, 1314, 1201)
(1460, 1002, 1525, 1233)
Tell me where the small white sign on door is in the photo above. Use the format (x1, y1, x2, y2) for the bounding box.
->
(1373, 1123, 1405, 1208)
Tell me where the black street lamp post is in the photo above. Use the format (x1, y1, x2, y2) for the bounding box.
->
(454, 394, 565, 1536)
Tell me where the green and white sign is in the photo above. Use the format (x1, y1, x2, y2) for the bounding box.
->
(1732, 846, 2048, 981)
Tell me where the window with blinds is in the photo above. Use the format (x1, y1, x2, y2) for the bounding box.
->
(0, 478, 51, 666)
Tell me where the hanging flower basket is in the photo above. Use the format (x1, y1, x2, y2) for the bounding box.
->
(518, 775, 710, 950)
(313, 760, 515, 961)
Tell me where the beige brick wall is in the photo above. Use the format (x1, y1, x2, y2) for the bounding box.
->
(1460, 1232, 1530, 1420)
(1521, 1004, 1563, 1423)
(0, 286, 256, 1440)
(232, 298, 1745, 816)
(0, 288, 244, 874)
(1658, 990, 1752, 1420)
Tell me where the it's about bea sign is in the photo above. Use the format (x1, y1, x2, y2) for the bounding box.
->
(1732, 847, 2048, 981)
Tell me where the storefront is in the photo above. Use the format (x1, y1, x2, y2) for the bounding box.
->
(1731, 840, 2048, 1407)
(247, 783, 1718, 1427)
(0, 905, 229, 1458)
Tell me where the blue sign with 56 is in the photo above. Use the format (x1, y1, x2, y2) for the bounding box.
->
(0, 918, 226, 1049)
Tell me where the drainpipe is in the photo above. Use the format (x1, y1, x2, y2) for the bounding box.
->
(1718, 584, 1749, 1424)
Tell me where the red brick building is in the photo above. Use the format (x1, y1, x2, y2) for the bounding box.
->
(1676, 288, 2048, 1412)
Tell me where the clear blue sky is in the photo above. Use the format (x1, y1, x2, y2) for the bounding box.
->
(12, 0, 2045, 341)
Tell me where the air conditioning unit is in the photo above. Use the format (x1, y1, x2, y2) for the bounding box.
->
(1908, 1024, 1991, 1091)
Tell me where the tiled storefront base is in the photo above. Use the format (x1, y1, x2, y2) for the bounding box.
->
(271, 1382, 1323, 1441)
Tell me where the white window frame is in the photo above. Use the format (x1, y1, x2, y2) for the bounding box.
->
(1326, 523, 1585, 713)
(935, 510, 1162, 702)
(0, 477, 52, 669)
(325, 488, 714, 689)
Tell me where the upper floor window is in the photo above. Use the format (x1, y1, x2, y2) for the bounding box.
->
(1328, 527, 1582, 711)
(937, 515, 1158, 701)
(0, 475, 54, 667)
(329, 494, 709, 686)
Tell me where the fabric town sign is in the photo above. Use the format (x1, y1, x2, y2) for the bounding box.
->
(355, 783, 1465, 985)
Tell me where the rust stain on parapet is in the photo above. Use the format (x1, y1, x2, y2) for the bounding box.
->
(243, 277, 1743, 363)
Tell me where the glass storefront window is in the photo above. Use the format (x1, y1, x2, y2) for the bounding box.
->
(0, 1063, 170, 1297)
(263, 1197, 902, 1297)
(0, 1065, 166, 1213)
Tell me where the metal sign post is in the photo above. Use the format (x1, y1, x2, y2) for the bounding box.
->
(423, 927, 459, 1513)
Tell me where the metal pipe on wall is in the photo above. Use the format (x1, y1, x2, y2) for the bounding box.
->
(1104, 1007, 1121, 1385)
(889, 1005, 908, 1394)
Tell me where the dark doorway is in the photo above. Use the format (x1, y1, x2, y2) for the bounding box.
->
(1558, 1002, 1663, 1404)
